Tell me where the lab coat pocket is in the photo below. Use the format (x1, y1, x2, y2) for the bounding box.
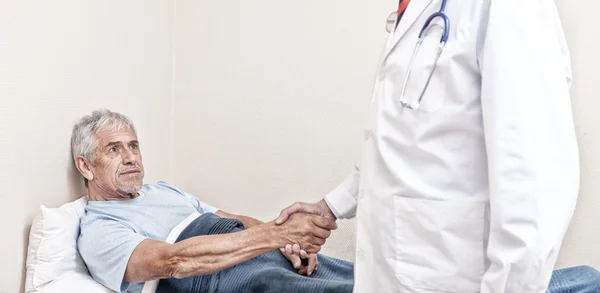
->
(393, 197, 485, 293)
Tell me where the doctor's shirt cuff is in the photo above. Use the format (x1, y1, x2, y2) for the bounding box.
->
(324, 184, 358, 219)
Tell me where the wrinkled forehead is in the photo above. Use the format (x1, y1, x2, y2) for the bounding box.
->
(95, 127, 138, 147)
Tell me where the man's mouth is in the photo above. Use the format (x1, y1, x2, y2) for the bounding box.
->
(120, 170, 140, 176)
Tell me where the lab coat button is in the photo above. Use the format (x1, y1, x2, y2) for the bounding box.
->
(356, 248, 365, 259)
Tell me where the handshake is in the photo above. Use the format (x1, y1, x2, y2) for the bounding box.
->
(268, 199, 337, 276)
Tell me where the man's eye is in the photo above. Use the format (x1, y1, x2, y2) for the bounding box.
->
(109, 147, 117, 153)
(130, 144, 138, 150)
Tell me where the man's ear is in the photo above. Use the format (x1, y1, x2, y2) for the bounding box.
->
(75, 156, 94, 182)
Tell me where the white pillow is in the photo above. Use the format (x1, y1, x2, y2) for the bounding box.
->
(25, 196, 113, 293)
(40, 271, 113, 293)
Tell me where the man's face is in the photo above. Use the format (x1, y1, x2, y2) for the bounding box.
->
(91, 128, 144, 195)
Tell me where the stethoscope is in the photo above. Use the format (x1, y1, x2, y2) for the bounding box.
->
(385, 0, 450, 110)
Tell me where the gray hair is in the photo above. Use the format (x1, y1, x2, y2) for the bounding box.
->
(71, 109, 137, 186)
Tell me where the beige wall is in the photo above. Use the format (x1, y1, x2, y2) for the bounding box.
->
(169, 0, 392, 261)
(170, 0, 600, 269)
(0, 1, 174, 292)
(554, 0, 600, 269)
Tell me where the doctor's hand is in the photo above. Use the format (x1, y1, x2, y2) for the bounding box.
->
(279, 245, 319, 276)
(275, 199, 336, 225)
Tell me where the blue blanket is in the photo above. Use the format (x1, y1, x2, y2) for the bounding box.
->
(156, 213, 354, 293)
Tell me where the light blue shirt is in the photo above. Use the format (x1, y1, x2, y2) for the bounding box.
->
(78, 181, 219, 293)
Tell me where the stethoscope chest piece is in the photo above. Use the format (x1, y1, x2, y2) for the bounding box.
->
(386, 11, 398, 33)
(383, 0, 451, 111)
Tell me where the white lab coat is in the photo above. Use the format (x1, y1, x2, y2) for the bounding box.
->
(324, 0, 580, 292)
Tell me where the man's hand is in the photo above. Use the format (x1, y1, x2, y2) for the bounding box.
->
(279, 245, 319, 276)
(275, 199, 336, 225)
(274, 213, 337, 253)
(274, 199, 336, 261)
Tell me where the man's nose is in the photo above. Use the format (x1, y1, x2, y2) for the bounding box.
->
(122, 149, 137, 165)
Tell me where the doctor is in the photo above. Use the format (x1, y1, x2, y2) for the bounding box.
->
(275, 0, 581, 292)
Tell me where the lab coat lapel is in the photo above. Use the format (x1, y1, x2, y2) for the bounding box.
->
(384, 0, 434, 59)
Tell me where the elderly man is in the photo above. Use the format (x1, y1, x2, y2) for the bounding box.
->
(74, 109, 353, 293)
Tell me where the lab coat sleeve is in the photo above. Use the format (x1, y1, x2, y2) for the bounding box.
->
(478, 0, 579, 292)
(324, 164, 360, 219)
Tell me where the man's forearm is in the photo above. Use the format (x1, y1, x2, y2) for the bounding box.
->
(126, 213, 332, 283)
(125, 222, 283, 282)
(165, 222, 279, 279)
